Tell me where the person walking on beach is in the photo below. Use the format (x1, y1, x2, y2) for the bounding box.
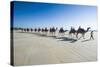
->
(90, 31, 94, 40)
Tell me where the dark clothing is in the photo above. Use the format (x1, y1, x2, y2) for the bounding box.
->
(90, 31, 94, 40)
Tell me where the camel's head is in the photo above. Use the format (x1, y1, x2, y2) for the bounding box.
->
(88, 27, 91, 29)
(87, 27, 91, 31)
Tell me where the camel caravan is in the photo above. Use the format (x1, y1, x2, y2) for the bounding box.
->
(13, 26, 94, 40)
(69, 26, 91, 39)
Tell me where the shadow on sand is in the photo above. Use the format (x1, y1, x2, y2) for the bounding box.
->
(18, 32, 92, 43)
(19, 32, 57, 38)
(81, 39, 91, 42)
(56, 37, 77, 43)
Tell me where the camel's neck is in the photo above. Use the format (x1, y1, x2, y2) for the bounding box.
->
(86, 28, 90, 32)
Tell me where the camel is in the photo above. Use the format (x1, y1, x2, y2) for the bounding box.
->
(38, 28, 41, 32)
(23, 28, 26, 32)
(44, 27, 48, 36)
(42, 28, 44, 32)
(30, 28, 33, 32)
(41, 28, 45, 35)
(26, 28, 29, 32)
(49, 27, 57, 36)
(59, 27, 66, 36)
(69, 27, 76, 38)
(76, 27, 91, 39)
(34, 28, 37, 32)
(20, 28, 24, 32)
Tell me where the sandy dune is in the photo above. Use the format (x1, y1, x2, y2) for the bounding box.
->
(13, 31, 97, 66)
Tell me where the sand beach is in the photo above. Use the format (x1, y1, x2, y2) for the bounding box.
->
(13, 30, 97, 66)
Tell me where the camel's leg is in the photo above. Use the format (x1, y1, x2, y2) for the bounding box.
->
(59, 33, 62, 37)
(54, 32, 55, 37)
(62, 33, 64, 36)
(69, 33, 71, 38)
(54, 32, 56, 37)
(61, 33, 63, 36)
(71, 34, 73, 39)
(63, 32, 65, 36)
(46, 32, 48, 36)
(82, 34, 85, 39)
(52, 32, 53, 36)
(72, 34, 73, 38)
(53, 32, 54, 36)
(69, 33, 72, 38)
(76, 33, 78, 38)
(49, 32, 51, 36)
(73, 33, 76, 38)
(78, 34, 84, 40)
(68, 33, 71, 37)
(54, 32, 55, 36)
(58, 33, 60, 37)
(72, 33, 74, 38)
(46, 32, 47, 36)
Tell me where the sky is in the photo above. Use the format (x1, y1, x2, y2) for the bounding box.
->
(12, 1, 98, 30)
